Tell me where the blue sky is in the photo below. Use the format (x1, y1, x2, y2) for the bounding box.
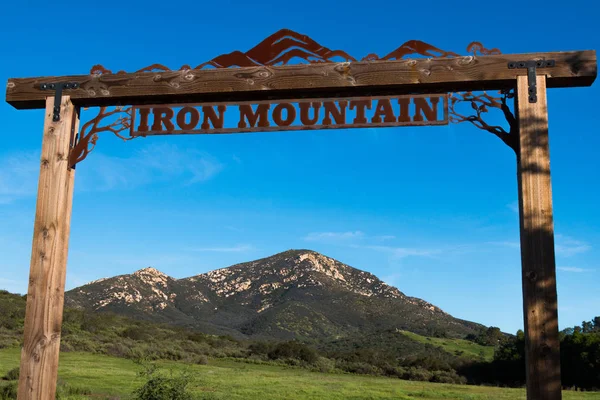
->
(0, 0, 598, 334)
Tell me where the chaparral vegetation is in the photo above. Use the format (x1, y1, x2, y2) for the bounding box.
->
(1, 289, 599, 398)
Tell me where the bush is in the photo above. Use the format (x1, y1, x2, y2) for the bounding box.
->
(133, 363, 195, 400)
(196, 355, 209, 365)
(430, 370, 467, 384)
(312, 357, 335, 373)
(267, 341, 319, 364)
(248, 341, 272, 356)
(0, 383, 17, 400)
(2, 368, 19, 381)
(122, 326, 151, 341)
(104, 342, 133, 359)
(402, 367, 433, 382)
(383, 365, 407, 379)
(59, 341, 74, 353)
(187, 332, 208, 343)
(344, 362, 381, 376)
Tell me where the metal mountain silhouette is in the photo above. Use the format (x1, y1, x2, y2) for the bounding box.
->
(196, 29, 357, 68)
(197, 29, 473, 68)
(91, 29, 499, 74)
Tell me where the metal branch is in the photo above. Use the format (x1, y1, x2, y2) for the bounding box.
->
(449, 90, 517, 152)
(68, 106, 136, 168)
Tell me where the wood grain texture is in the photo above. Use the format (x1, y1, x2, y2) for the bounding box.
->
(18, 96, 78, 400)
(6, 50, 596, 110)
(516, 75, 561, 400)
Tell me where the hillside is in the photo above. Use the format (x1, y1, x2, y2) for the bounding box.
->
(4, 348, 597, 400)
(65, 250, 482, 341)
(0, 289, 490, 387)
(2, 289, 598, 390)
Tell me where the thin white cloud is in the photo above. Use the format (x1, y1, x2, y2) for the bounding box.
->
(303, 231, 450, 259)
(0, 277, 27, 294)
(364, 245, 440, 259)
(381, 273, 401, 286)
(0, 278, 20, 284)
(557, 266, 594, 273)
(303, 231, 364, 242)
(488, 241, 520, 248)
(488, 235, 591, 257)
(0, 151, 40, 204)
(0, 144, 224, 200)
(70, 251, 201, 272)
(136, 143, 222, 184)
(507, 201, 519, 214)
(188, 244, 254, 253)
(78, 143, 223, 191)
(374, 235, 396, 241)
(555, 235, 591, 257)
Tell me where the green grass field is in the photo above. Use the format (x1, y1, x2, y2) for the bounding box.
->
(397, 330, 495, 361)
(1, 348, 599, 400)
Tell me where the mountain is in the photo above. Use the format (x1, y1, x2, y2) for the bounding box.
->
(65, 250, 482, 341)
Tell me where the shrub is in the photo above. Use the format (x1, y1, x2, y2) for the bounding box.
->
(64, 336, 97, 353)
(402, 367, 433, 382)
(312, 357, 335, 373)
(430, 370, 467, 384)
(133, 363, 195, 400)
(188, 332, 208, 343)
(104, 342, 133, 359)
(383, 365, 407, 379)
(345, 362, 380, 376)
(59, 341, 74, 353)
(0, 382, 17, 400)
(267, 341, 319, 364)
(122, 326, 151, 341)
(2, 368, 19, 381)
(248, 341, 272, 356)
(196, 355, 209, 365)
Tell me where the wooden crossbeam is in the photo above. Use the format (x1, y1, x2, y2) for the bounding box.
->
(6, 50, 596, 110)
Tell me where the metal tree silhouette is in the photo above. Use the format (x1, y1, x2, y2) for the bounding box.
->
(449, 90, 517, 152)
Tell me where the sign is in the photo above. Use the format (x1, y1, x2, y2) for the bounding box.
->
(130, 94, 448, 136)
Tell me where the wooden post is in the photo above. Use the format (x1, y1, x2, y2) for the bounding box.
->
(516, 75, 561, 400)
(18, 96, 78, 400)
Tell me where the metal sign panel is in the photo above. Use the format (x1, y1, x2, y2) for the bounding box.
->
(130, 94, 448, 136)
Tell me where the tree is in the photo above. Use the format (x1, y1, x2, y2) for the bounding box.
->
(476, 327, 504, 346)
(593, 316, 600, 332)
(560, 329, 600, 390)
(561, 327, 575, 336)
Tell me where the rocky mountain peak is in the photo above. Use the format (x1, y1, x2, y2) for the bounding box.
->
(66, 250, 480, 340)
(295, 251, 349, 281)
(133, 267, 173, 285)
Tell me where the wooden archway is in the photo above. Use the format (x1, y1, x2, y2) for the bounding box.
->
(5, 30, 597, 400)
